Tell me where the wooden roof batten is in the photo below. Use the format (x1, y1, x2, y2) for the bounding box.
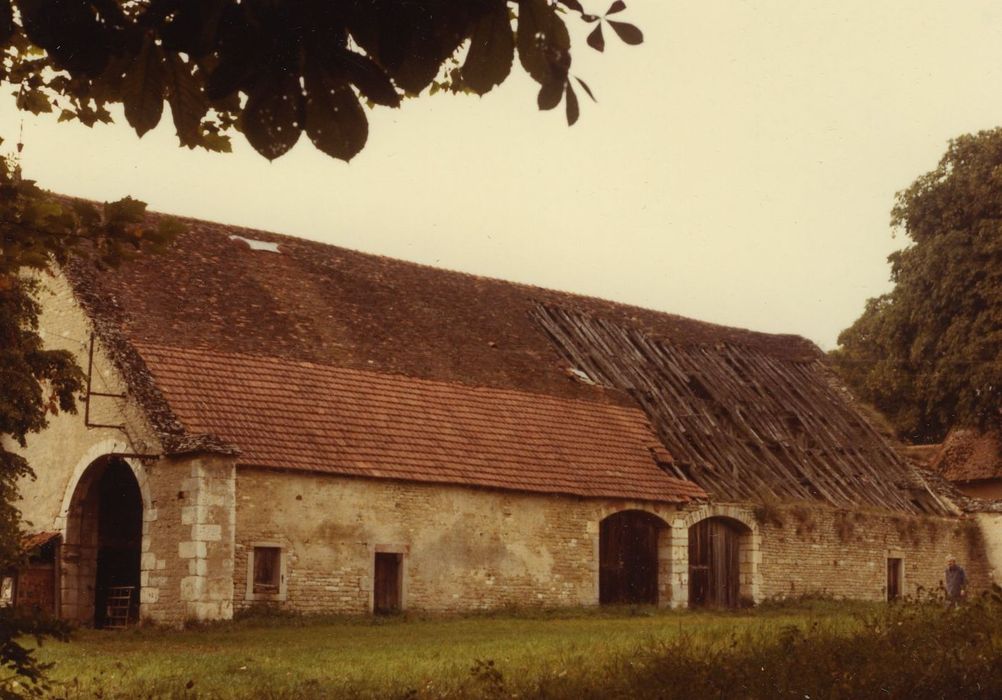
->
(532, 303, 950, 515)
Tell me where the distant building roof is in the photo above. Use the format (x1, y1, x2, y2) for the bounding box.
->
(933, 429, 1002, 483)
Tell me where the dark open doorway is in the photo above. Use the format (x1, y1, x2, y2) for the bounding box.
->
(65, 457, 143, 628)
(688, 517, 745, 608)
(599, 510, 665, 605)
(887, 558, 903, 601)
(93, 459, 142, 628)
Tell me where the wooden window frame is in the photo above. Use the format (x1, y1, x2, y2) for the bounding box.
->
(245, 542, 287, 602)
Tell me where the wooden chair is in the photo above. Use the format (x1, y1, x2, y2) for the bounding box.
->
(104, 586, 134, 629)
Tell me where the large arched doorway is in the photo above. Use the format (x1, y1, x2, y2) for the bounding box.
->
(688, 517, 749, 608)
(599, 510, 667, 605)
(62, 457, 143, 627)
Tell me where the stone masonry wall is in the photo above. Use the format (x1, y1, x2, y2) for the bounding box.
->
(757, 504, 991, 601)
(11, 270, 160, 534)
(7, 271, 237, 626)
(141, 455, 236, 624)
(235, 469, 993, 614)
(234, 468, 694, 614)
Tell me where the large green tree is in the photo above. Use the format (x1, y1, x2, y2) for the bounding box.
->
(831, 129, 1002, 444)
(2, 0, 642, 161)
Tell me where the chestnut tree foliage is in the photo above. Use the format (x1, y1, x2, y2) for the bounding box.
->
(3, 0, 643, 161)
(831, 130, 1002, 444)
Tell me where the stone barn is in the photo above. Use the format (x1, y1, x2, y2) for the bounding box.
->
(7, 215, 991, 626)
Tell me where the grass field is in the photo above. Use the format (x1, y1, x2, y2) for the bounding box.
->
(34, 599, 877, 699)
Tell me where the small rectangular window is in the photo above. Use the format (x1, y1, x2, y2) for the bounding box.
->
(246, 544, 286, 601)
(253, 547, 281, 594)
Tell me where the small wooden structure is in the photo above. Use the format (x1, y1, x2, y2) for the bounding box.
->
(1, 532, 61, 616)
(103, 586, 135, 629)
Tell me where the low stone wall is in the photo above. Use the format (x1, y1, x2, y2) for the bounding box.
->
(234, 469, 992, 616)
(233, 468, 691, 615)
(756, 504, 991, 601)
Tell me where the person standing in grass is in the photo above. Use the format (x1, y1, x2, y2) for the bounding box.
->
(944, 555, 967, 607)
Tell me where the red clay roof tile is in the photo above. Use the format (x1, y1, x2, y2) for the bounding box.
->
(136, 342, 704, 503)
(933, 429, 1002, 483)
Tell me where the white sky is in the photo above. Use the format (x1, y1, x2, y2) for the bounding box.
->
(7, 1, 1002, 349)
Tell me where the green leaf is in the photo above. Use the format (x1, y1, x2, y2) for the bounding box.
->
(242, 74, 304, 161)
(122, 37, 167, 137)
(165, 54, 209, 148)
(575, 77, 596, 102)
(559, 0, 585, 12)
(0, 0, 13, 45)
(517, 0, 571, 86)
(462, 2, 515, 95)
(537, 80, 563, 111)
(587, 24, 605, 52)
(565, 82, 579, 125)
(200, 130, 232, 153)
(16, 88, 51, 115)
(341, 52, 401, 107)
(608, 20, 643, 45)
(304, 71, 368, 162)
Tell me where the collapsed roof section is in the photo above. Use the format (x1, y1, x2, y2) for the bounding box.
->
(532, 304, 951, 514)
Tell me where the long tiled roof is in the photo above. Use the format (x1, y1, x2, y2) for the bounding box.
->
(60, 214, 941, 511)
(136, 343, 704, 503)
(64, 220, 819, 407)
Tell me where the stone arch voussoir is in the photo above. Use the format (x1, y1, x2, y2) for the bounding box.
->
(56, 440, 153, 624)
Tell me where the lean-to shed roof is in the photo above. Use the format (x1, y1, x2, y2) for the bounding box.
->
(135, 343, 703, 503)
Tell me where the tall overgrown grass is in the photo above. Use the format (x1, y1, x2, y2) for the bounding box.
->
(40, 592, 1002, 699)
(466, 590, 1002, 699)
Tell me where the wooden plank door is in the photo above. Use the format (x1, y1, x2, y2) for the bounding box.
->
(689, 519, 741, 608)
(887, 558, 902, 601)
(374, 553, 402, 614)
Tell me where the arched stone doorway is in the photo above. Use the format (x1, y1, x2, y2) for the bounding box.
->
(62, 456, 144, 627)
(688, 516, 752, 608)
(599, 510, 668, 605)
